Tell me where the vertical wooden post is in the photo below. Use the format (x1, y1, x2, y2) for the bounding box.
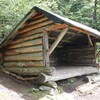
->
(87, 35, 93, 46)
(94, 43, 97, 65)
(42, 31, 49, 68)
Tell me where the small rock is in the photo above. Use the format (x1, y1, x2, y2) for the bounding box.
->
(43, 81, 57, 89)
(39, 86, 56, 95)
(76, 83, 95, 94)
(87, 74, 100, 83)
(39, 86, 53, 91)
(67, 78, 77, 83)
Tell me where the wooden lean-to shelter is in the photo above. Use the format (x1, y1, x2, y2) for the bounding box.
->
(0, 7, 100, 82)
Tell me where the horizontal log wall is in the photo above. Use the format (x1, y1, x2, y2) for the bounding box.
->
(2, 12, 54, 75)
(0, 52, 3, 65)
(50, 46, 96, 67)
(3, 67, 51, 76)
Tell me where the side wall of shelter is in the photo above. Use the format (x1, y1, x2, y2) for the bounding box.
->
(50, 42, 96, 67)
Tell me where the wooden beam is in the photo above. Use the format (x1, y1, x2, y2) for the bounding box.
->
(7, 33, 43, 45)
(18, 21, 53, 34)
(4, 52, 43, 61)
(96, 51, 100, 58)
(2, 70, 38, 81)
(43, 31, 49, 67)
(87, 35, 93, 46)
(18, 25, 53, 37)
(24, 17, 48, 26)
(4, 45, 43, 56)
(18, 24, 67, 37)
(48, 28, 68, 56)
(3, 67, 51, 76)
(45, 23, 91, 36)
(31, 14, 44, 20)
(45, 24, 67, 31)
(4, 61, 44, 67)
(7, 38, 43, 49)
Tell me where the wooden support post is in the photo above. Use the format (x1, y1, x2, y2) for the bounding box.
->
(87, 35, 93, 46)
(96, 51, 100, 58)
(43, 31, 50, 67)
(48, 28, 68, 56)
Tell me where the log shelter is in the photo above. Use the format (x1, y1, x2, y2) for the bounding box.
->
(0, 7, 100, 82)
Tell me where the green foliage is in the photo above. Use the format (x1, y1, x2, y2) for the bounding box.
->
(0, 0, 100, 37)
(29, 88, 37, 94)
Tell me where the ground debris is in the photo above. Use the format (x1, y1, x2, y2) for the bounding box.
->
(87, 74, 100, 83)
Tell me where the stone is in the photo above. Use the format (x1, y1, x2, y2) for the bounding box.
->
(39, 85, 57, 95)
(87, 74, 100, 83)
(76, 83, 95, 94)
(43, 81, 57, 89)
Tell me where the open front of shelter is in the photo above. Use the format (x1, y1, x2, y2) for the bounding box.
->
(0, 7, 100, 82)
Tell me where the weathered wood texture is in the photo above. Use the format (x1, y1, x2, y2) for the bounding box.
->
(4, 45, 43, 56)
(50, 46, 96, 66)
(2, 12, 97, 79)
(42, 31, 49, 68)
(4, 61, 44, 67)
(48, 28, 68, 56)
(3, 67, 51, 76)
(4, 52, 43, 61)
(7, 38, 43, 49)
(38, 66, 98, 82)
(3, 14, 58, 75)
(0, 52, 3, 64)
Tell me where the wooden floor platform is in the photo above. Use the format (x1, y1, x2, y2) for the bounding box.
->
(49, 66, 99, 81)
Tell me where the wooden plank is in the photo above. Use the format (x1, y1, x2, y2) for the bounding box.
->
(2, 70, 38, 81)
(66, 52, 95, 56)
(24, 17, 48, 26)
(3, 67, 51, 75)
(96, 51, 100, 58)
(4, 61, 44, 67)
(45, 24, 67, 31)
(18, 21, 54, 34)
(0, 53, 3, 64)
(87, 35, 93, 46)
(39, 66, 98, 81)
(68, 60, 94, 64)
(69, 26, 91, 35)
(18, 24, 67, 38)
(4, 52, 43, 61)
(4, 49, 43, 56)
(43, 31, 49, 67)
(48, 28, 68, 56)
(4, 45, 43, 56)
(7, 33, 43, 45)
(45, 23, 95, 37)
(7, 38, 43, 49)
(31, 14, 44, 20)
(18, 25, 53, 37)
(66, 47, 95, 51)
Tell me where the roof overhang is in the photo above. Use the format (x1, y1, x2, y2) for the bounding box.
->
(0, 6, 100, 48)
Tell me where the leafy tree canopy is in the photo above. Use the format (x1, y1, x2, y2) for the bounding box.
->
(0, 0, 100, 37)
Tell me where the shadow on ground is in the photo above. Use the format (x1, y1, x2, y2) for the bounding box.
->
(0, 72, 37, 100)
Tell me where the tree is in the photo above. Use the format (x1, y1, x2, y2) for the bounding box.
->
(0, 0, 100, 38)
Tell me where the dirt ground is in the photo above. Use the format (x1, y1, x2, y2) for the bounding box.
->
(0, 71, 100, 100)
(58, 76, 100, 100)
(0, 72, 36, 100)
